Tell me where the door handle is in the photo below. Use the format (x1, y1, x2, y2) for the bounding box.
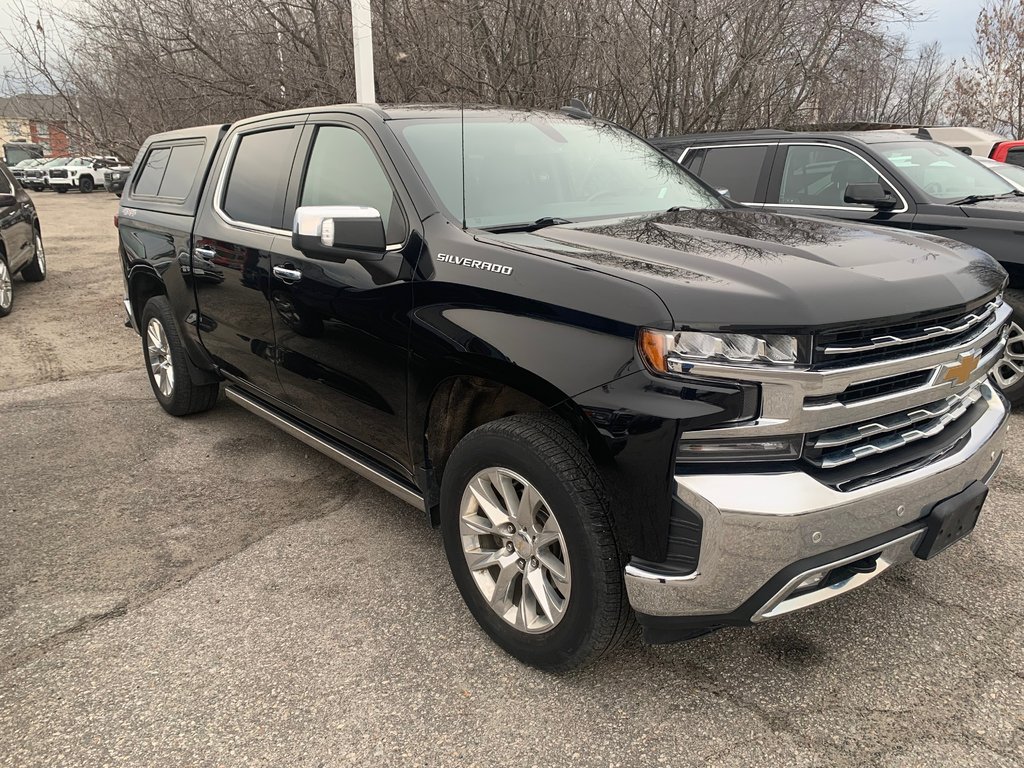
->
(273, 265, 302, 283)
(194, 247, 216, 259)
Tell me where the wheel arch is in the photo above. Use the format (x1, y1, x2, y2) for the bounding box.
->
(419, 367, 613, 526)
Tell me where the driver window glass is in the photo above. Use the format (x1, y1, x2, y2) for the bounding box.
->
(0, 169, 12, 194)
(779, 145, 884, 206)
(300, 125, 406, 244)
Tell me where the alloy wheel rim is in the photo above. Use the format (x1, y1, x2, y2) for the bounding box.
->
(35, 234, 45, 275)
(459, 467, 571, 634)
(994, 321, 1024, 390)
(0, 260, 11, 309)
(146, 318, 174, 397)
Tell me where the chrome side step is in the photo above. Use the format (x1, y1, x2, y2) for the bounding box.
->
(224, 386, 425, 511)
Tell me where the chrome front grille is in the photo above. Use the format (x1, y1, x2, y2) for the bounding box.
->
(804, 382, 985, 469)
(678, 297, 1011, 490)
(815, 298, 1002, 368)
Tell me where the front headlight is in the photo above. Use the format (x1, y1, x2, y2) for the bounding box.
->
(639, 328, 800, 373)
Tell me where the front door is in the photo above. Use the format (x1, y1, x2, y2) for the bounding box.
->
(191, 120, 303, 399)
(270, 120, 416, 479)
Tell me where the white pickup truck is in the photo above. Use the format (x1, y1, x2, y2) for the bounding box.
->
(48, 156, 121, 193)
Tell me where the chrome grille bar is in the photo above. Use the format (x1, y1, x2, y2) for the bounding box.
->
(807, 382, 985, 469)
(821, 299, 1001, 356)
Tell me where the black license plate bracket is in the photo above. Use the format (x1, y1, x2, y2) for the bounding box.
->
(915, 480, 988, 561)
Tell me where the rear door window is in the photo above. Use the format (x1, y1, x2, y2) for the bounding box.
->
(681, 146, 768, 202)
(222, 128, 299, 229)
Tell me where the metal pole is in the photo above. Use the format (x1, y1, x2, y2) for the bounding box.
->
(351, 0, 376, 104)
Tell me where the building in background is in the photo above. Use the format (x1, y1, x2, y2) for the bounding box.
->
(0, 94, 72, 157)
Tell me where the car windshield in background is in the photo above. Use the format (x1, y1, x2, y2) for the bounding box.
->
(876, 141, 1017, 202)
(990, 161, 1024, 189)
(393, 115, 720, 229)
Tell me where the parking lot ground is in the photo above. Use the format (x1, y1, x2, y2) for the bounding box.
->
(1, 192, 1023, 767)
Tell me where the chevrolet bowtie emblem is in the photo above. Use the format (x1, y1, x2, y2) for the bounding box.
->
(939, 351, 981, 386)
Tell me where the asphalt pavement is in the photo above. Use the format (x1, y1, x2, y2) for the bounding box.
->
(0, 193, 1021, 767)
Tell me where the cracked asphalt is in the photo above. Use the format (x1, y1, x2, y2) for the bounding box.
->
(1, 193, 1022, 767)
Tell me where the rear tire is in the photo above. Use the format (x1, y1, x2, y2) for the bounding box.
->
(21, 230, 46, 282)
(440, 413, 634, 671)
(994, 289, 1024, 406)
(140, 296, 219, 416)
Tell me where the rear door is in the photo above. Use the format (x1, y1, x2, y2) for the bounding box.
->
(191, 117, 304, 398)
(764, 142, 916, 228)
(268, 117, 416, 479)
(678, 143, 776, 205)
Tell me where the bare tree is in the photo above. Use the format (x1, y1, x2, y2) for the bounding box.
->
(1, 0, 954, 156)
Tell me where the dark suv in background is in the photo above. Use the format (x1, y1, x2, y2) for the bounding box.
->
(651, 130, 1024, 402)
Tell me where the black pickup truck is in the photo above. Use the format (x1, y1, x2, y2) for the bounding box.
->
(118, 105, 1010, 670)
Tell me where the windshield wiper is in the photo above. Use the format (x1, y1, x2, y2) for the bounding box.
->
(483, 217, 574, 233)
(949, 194, 1000, 206)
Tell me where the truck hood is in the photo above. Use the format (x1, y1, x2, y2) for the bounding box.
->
(482, 209, 1005, 329)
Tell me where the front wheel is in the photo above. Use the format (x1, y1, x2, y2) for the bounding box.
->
(994, 289, 1024, 406)
(140, 296, 219, 416)
(440, 414, 634, 671)
(79, 176, 94, 193)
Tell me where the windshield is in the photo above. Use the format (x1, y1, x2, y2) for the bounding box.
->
(392, 115, 720, 228)
(876, 141, 1016, 201)
(44, 158, 69, 167)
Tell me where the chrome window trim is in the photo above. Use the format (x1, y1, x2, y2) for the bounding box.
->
(678, 141, 910, 214)
(773, 141, 909, 213)
(212, 130, 292, 237)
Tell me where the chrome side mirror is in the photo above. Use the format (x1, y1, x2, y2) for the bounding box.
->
(292, 205, 386, 260)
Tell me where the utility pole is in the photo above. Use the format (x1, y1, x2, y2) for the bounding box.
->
(351, 0, 376, 103)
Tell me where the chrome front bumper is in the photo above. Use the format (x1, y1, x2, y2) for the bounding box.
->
(626, 381, 1008, 624)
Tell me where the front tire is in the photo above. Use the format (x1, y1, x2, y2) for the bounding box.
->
(994, 289, 1024, 406)
(440, 413, 634, 671)
(79, 176, 94, 193)
(21, 230, 46, 282)
(140, 296, 219, 416)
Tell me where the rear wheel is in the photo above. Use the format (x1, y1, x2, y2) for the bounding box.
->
(21, 230, 46, 282)
(440, 413, 634, 671)
(994, 289, 1024, 406)
(54, 187, 67, 194)
(141, 296, 219, 416)
(79, 176, 94, 193)
(0, 255, 12, 317)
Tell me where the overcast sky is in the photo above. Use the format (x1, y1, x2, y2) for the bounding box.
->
(910, 0, 984, 58)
